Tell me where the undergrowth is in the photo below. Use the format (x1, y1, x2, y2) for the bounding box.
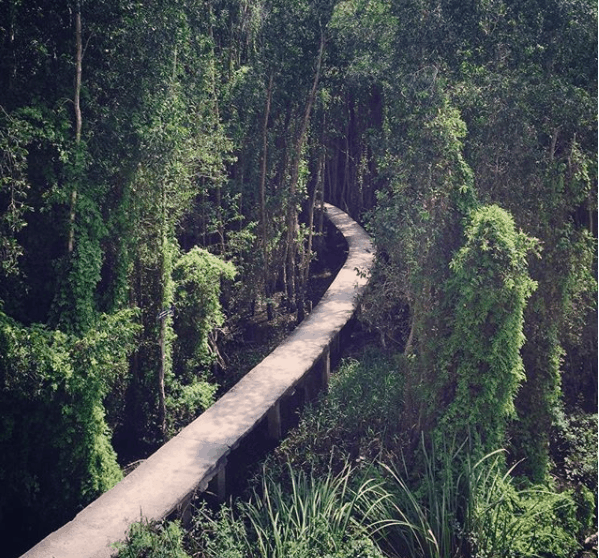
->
(115, 346, 596, 558)
(272, 349, 406, 475)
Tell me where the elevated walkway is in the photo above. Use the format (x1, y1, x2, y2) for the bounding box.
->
(21, 203, 375, 558)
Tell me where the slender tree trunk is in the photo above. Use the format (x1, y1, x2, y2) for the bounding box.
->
(261, 72, 275, 320)
(404, 315, 415, 355)
(550, 127, 559, 162)
(297, 146, 323, 322)
(329, 139, 340, 205)
(286, 29, 326, 318)
(74, 6, 83, 148)
(341, 120, 350, 212)
(215, 182, 225, 254)
(315, 136, 326, 249)
(158, 312, 167, 435)
(208, 9, 225, 254)
(316, 169, 325, 251)
(201, 185, 207, 247)
(158, 185, 168, 437)
(274, 101, 293, 301)
(68, 2, 82, 253)
(298, 113, 326, 320)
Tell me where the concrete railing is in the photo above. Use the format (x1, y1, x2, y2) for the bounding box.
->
(22, 203, 375, 558)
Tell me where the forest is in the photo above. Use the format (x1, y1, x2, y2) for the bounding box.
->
(0, 0, 596, 557)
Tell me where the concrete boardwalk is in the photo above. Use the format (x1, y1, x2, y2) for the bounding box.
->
(21, 203, 375, 558)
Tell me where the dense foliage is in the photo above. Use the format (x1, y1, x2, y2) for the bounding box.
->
(0, 309, 138, 547)
(435, 204, 538, 456)
(117, 353, 596, 557)
(0, 0, 595, 555)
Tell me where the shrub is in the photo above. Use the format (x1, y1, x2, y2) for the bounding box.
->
(0, 310, 138, 536)
(274, 349, 405, 474)
(433, 204, 538, 457)
(551, 407, 598, 494)
(165, 377, 218, 433)
(115, 519, 190, 558)
(172, 247, 236, 376)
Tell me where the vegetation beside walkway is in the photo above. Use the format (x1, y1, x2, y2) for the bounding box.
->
(116, 350, 596, 558)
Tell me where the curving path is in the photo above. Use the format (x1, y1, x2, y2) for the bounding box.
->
(21, 203, 375, 558)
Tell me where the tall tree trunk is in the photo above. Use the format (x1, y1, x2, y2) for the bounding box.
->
(215, 182, 225, 254)
(298, 112, 327, 321)
(158, 185, 168, 437)
(297, 145, 323, 322)
(315, 116, 327, 251)
(286, 29, 326, 318)
(261, 72, 274, 320)
(158, 311, 167, 436)
(68, 1, 82, 254)
(341, 120, 350, 212)
(208, 9, 225, 254)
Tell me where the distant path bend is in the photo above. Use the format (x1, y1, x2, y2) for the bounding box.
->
(21, 202, 375, 558)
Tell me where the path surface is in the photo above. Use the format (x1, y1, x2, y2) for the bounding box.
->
(21, 203, 375, 558)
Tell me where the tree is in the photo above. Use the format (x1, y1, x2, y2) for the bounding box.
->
(358, 0, 596, 481)
(434, 205, 538, 456)
(167, 247, 236, 432)
(243, 0, 335, 319)
(0, 309, 137, 552)
(449, 0, 597, 480)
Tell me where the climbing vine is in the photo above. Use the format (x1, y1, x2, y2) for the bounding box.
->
(434, 205, 538, 455)
(0, 309, 138, 535)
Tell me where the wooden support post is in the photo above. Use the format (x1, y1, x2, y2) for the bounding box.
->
(340, 318, 354, 349)
(331, 333, 340, 363)
(268, 401, 282, 440)
(321, 345, 331, 388)
(178, 493, 194, 527)
(208, 464, 227, 501)
(302, 380, 312, 403)
(216, 467, 226, 501)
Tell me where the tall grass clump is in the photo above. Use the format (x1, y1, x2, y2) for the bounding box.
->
(196, 463, 388, 558)
(367, 437, 586, 558)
